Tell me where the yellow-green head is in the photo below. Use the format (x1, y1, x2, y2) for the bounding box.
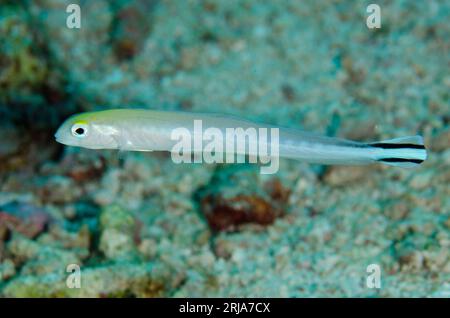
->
(55, 111, 119, 149)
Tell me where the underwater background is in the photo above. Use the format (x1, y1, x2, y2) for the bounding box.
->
(0, 0, 449, 297)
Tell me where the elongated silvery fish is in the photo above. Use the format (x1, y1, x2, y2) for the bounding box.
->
(55, 109, 427, 168)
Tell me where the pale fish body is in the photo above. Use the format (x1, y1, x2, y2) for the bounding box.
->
(55, 109, 427, 168)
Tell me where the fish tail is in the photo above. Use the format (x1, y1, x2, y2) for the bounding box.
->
(369, 135, 427, 168)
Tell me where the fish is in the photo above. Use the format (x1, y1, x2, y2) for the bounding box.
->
(55, 109, 427, 168)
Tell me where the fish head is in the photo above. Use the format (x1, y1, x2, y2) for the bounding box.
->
(55, 112, 119, 149)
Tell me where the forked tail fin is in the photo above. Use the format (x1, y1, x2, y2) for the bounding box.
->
(370, 135, 427, 168)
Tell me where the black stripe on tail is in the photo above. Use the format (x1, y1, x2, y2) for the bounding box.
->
(369, 135, 427, 168)
(371, 143, 426, 150)
(377, 158, 424, 164)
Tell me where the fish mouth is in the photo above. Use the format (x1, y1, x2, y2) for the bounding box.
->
(54, 133, 82, 148)
(54, 132, 63, 144)
(54, 128, 70, 145)
(54, 132, 72, 146)
(54, 136, 76, 147)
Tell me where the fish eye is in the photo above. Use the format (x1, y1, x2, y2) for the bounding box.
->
(71, 123, 88, 138)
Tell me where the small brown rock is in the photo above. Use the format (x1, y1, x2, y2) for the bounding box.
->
(0, 203, 50, 239)
(201, 194, 277, 231)
(60, 152, 106, 182)
(37, 176, 80, 204)
(196, 165, 287, 232)
(264, 178, 291, 204)
(398, 251, 424, 272)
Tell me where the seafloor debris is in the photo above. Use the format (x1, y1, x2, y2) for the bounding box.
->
(99, 205, 140, 261)
(0, 7, 47, 106)
(0, 202, 50, 239)
(59, 150, 106, 183)
(6, 233, 86, 276)
(37, 175, 81, 204)
(0, 259, 15, 282)
(2, 261, 185, 297)
(196, 165, 289, 232)
(386, 215, 449, 275)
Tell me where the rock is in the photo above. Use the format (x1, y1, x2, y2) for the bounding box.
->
(398, 251, 424, 272)
(195, 165, 287, 232)
(38, 225, 91, 251)
(60, 151, 106, 182)
(98, 205, 139, 261)
(213, 238, 233, 260)
(37, 175, 81, 204)
(7, 234, 85, 276)
(264, 178, 291, 204)
(0, 7, 47, 109)
(137, 238, 158, 259)
(99, 205, 136, 233)
(0, 259, 15, 282)
(392, 228, 443, 274)
(1, 262, 182, 297)
(99, 228, 137, 261)
(0, 202, 51, 238)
